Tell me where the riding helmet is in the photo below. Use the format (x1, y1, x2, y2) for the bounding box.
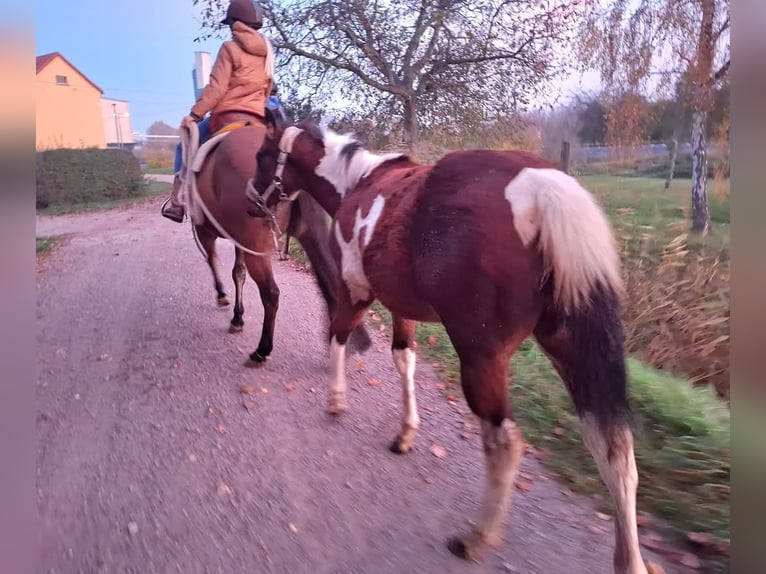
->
(221, 0, 264, 29)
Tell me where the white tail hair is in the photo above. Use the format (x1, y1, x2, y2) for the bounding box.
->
(504, 167, 624, 312)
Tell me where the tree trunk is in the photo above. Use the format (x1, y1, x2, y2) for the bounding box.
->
(664, 137, 678, 190)
(690, 109, 710, 234)
(402, 97, 419, 156)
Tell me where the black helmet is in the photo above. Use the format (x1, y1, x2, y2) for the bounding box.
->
(221, 0, 264, 29)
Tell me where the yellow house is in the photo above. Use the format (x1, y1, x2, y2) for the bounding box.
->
(36, 52, 107, 150)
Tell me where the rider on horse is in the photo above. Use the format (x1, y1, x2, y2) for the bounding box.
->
(161, 0, 276, 223)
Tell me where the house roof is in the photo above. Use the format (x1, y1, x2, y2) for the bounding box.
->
(36, 52, 104, 94)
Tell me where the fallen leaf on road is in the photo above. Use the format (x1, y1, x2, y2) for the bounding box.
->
(639, 533, 665, 552)
(515, 479, 532, 492)
(637, 512, 652, 528)
(431, 444, 447, 458)
(553, 426, 566, 436)
(284, 383, 295, 392)
(428, 335, 437, 345)
(686, 532, 729, 555)
(127, 521, 138, 536)
(587, 524, 606, 534)
(678, 553, 701, 569)
(378, 324, 386, 331)
(216, 425, 227, 434)
(242, 400, 256, 412)
(239, 385, 256, 395)
(596, 512, 612, 521)
(368, 378, 380, 387)
(261, 387, 269, 394)
(371, 313, 381, 321)
(288, 523, 298, 534)
(356, 360, 364, 371)
(188, 454, 197, 463)
(217, 483, 232, 497)
(97, 354, 111, 362)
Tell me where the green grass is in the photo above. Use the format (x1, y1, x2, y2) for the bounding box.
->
(36, 235, 63, 254)
(37, 181, 171, 216)
(144, 167, 174, 175)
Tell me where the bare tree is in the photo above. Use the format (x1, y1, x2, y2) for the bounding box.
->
(194, 0, 584, 153)
(579, 0, 730, 234)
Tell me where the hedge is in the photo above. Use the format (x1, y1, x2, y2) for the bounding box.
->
(36, 148, 146, 209)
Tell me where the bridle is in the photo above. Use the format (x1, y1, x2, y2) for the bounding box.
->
(245, 126, 304, 229)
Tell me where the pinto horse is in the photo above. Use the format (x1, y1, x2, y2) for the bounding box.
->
(187, 124, 371, 365)
(247, 112, 653, 574)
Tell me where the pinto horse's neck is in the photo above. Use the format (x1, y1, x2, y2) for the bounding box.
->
(288, 128, 404, 216)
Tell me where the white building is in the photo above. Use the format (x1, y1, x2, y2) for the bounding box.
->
(101, 98, 135, 149)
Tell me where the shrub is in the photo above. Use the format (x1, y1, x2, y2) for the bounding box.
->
(36, 149, 146, 209)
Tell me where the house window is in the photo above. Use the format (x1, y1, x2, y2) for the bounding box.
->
(55, 75, 68, 86)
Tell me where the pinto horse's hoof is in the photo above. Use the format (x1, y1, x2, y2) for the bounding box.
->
(389, 436, 414, 454)
(326, 399, 347, 416)
(447, 531, 492, 563)
(217, 297, 230, 307)
(228, 324, 244, 334)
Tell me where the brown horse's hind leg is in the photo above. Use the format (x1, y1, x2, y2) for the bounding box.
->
(445, 342, 525, 562)
(195, 224, 229, 307)
(279, 234, 291, 261)
(228, 247, 246, 333)
(241, 254, 279, 367)
(389, 314, 420, 454)
(533, 286, 649, 574)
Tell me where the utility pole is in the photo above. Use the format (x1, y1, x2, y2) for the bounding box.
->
(112, 103, 122, 150)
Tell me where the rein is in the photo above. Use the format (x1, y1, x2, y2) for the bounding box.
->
(245, 126, 304, 221)
(180, 121, 288, 258)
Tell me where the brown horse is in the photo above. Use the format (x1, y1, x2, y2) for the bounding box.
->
(186, 124, 371, 365)
(247, 112, 653, 574)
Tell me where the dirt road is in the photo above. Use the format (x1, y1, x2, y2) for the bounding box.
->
(36, 195, 671, 574)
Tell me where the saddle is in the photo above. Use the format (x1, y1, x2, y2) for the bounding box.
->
(179, 120, 256, 225)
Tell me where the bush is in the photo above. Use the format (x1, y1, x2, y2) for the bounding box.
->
(36, 149, 146, 209)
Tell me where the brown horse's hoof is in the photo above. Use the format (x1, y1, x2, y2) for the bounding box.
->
(243, 357, 266, 369)
(217, 297, 230, 307)
(228, 324, 244, 334)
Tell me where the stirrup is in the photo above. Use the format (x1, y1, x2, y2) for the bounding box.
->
(161, 197, 185, 223)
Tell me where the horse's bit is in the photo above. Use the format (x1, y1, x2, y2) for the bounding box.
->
(245, 126, 304, 230)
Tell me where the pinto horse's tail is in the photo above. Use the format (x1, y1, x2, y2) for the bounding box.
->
(505, 166, 624, 313)
(507, 167, 653, 574)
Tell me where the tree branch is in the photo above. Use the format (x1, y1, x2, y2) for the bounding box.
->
(714, 59, 730, 82)
(274, 39, 407, 97)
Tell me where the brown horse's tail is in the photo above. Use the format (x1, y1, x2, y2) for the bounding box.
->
(506, 166, 624, 314)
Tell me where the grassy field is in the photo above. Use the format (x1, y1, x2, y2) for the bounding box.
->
(286, 174, 730, 571)
(36, 236, 62, 254)
(36, 181, 171, 216)
(144, 167, 175, 175)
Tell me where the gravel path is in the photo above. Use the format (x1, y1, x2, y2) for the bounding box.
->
(35, 196, 672, 574)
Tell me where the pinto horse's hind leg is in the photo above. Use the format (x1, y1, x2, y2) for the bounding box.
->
(228, 247, 246, 333)
(195, 224, 229, 307)
(242, 253, 280, 367)
(533, 286, 649, 574)
(389, 314, 420, 454)
(445, 341, 526, 562)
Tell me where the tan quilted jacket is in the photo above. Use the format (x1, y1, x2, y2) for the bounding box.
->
(191, 21, 273, 120)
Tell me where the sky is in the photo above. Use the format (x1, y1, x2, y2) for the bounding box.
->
(36, 0, 226, 134)
(35, 0, 601, 135)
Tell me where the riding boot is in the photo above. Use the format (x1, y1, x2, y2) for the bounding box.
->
(161, 173, 185, 223)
